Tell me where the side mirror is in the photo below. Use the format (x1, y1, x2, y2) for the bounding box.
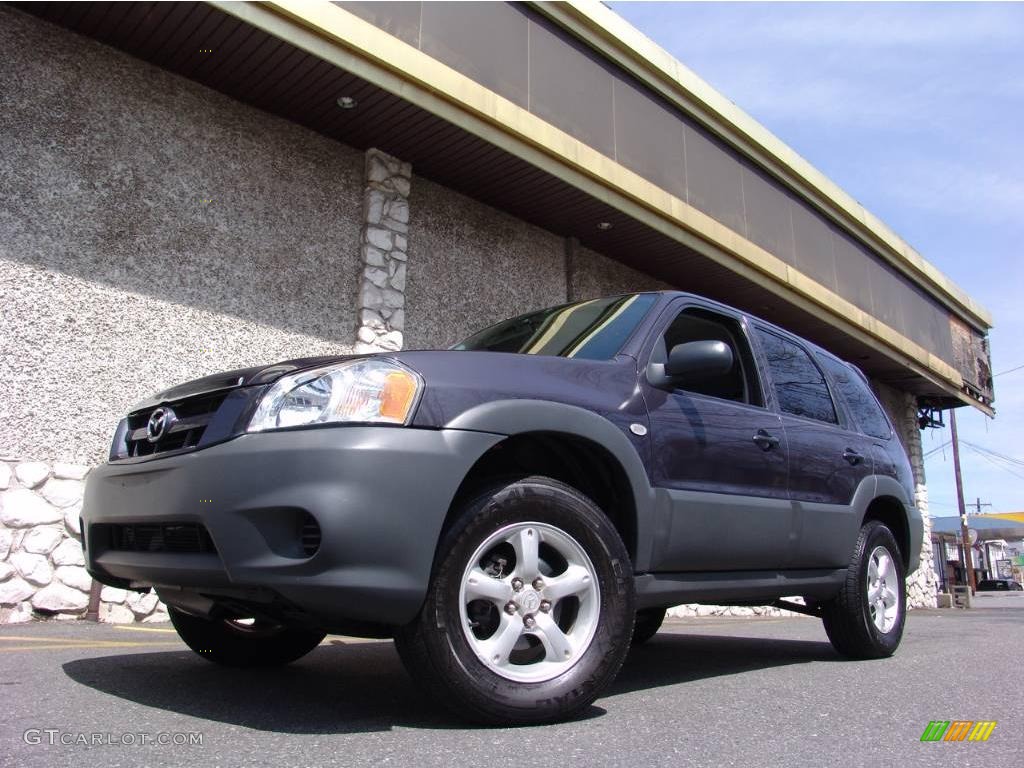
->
(665, 340, 734, 379)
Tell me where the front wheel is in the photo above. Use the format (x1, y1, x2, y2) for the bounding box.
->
(822, 520, 906, 659)
(168, 607, 326, 667)
(394, 476, 635, 725)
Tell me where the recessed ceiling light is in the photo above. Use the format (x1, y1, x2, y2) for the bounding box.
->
(596, 221, 613, 231)
(336, 96, 358, 109)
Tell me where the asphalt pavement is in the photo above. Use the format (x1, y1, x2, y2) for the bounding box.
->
(3, 594, 1021, 768)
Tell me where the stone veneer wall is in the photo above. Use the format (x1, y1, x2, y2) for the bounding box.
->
(355, 149, 412, 353)
(0, 459, 167, 623)
(873, 381, 939, 609)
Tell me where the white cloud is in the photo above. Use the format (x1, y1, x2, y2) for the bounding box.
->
(619, 3, 1024, 132)
(877, 159, 1024, 224)
(653, 4, 1024, 53)
(614, 4, 1024, 226)
(697, 67, 928, 128)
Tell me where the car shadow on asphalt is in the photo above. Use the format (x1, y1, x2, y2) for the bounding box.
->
(610, 632, 839, 697)
(61, 633, 838, 733)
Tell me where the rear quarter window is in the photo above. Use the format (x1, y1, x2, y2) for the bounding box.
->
(818, 355, 892, 439)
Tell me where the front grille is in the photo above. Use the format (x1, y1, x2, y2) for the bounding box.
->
(125, 390, 229, 458)
(104, 523, 218, 554)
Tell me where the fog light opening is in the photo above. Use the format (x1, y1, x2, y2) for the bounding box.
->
(300, 514, 322, 558)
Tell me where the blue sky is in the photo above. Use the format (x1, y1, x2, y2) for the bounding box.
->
(612, 1, 1024, 515)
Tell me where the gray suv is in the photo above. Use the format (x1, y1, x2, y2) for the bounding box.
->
(82, 291, 922, 724)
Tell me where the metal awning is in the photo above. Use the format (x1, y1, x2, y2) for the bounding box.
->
(931, 517, 1024, 542)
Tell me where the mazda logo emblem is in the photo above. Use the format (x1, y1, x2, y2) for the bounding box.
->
(146, 407, 177, 443)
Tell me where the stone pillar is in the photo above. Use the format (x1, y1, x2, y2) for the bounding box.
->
(873, 383, 940, 609)
(356, 148, 411, 353)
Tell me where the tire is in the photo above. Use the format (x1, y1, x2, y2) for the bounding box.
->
(822, 520, 906, 659)
(168, 607, 326, 667)
(394, 475, 635, 725)
(631, 607, 667, 646)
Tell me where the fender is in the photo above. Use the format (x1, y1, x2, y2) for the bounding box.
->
(445, 399, 659, 570)
(872, 475, 923, 574)
(835, 475, 920, 574)
(870, 475, 913, 510)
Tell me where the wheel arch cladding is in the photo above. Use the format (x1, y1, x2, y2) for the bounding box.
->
(444, 400, 656, 569)
(862, 494, 910, 569)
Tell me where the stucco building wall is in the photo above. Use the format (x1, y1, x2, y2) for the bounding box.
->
(0, 5, 364, 465)
(404, 178, 568, 350)
(570, 245, 673, 301)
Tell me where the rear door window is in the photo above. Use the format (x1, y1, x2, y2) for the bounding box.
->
(754, 329, 837, 424)
(818, 355, 892, 439)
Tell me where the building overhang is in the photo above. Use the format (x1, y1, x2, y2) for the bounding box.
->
(13, 0, 995, 414)
(538, 1, 991, 330)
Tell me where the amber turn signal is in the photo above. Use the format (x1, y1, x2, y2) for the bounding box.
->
(380, 371, 418, 421)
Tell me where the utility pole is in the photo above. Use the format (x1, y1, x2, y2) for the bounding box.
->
(970, 497, 992, 515)
(949, 409, 976, 594)
(970, 497, 992, 580)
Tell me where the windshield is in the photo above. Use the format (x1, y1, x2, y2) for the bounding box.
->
(452, 293, 658, 360)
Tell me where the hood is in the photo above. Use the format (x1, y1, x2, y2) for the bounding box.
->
(128, 354, 364, 413)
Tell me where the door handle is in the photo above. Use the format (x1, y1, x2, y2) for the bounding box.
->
(752, 429, 780, 451)
(843, 449, 864, 466)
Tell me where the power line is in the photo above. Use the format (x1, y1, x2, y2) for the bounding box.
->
(973, 451, 1024, 481)
(994, 362, 1024, 378)
(962, 440, 1024, 468)
(964, 443, 1024, 473)
(924, 440, 952, 459)
(962, 443, 1024, 482)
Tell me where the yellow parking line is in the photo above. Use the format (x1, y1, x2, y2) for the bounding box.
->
(0, 635, 181, 647)
(0, 641, 182, 652)
(0, 636, 101, 644)
(111, 626, 178, 633)
(322, 637, 388, 645)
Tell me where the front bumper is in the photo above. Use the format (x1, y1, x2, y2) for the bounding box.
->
(82, 426, 502, 627)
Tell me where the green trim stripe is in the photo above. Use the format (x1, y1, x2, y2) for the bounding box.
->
(920, 721, 949, 742)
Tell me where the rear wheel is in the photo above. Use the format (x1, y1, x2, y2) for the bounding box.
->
(822, 520, 906, 659)
(394, 476, 635, 725)
(631, 607, 667, 645)
(168, 607, 326, 667)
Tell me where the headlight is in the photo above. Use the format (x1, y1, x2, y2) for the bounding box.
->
(247, 359, 422, 432)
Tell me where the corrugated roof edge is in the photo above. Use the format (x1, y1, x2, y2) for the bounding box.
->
(536, 0, 992, 332)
